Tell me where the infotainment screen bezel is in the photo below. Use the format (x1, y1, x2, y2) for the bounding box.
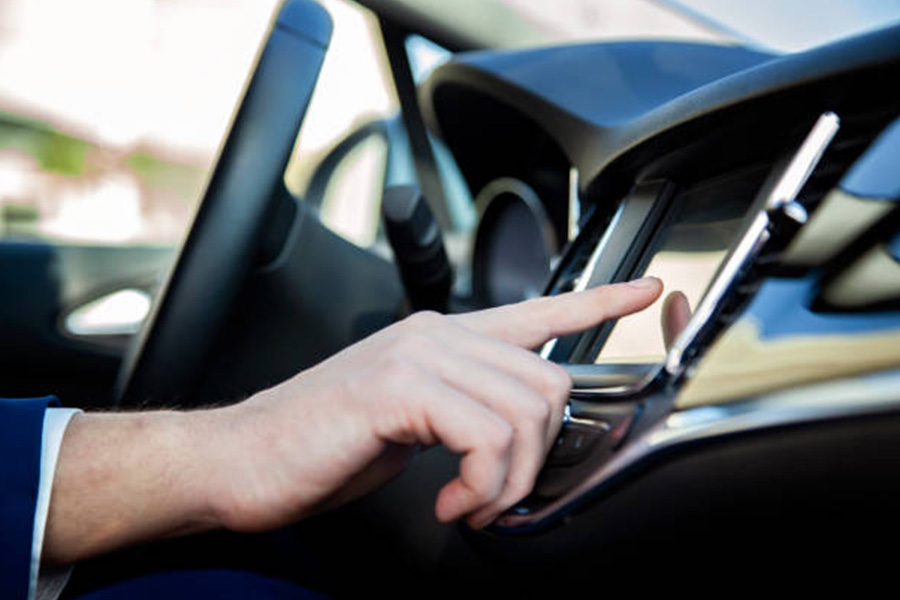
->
(560, 112, 841, 398)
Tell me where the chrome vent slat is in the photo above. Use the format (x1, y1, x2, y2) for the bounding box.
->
(791, 105, 899, 209)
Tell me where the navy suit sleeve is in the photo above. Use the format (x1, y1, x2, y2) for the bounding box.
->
(1, 396, 58, 600)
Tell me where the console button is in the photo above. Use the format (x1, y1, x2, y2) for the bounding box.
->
(545, 421, 610, 468)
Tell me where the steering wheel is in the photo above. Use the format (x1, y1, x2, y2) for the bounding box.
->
(115, 0, 333, 407)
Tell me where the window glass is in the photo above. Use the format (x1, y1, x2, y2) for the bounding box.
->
(0, 0, 279, 246)
(318, 134, 390, 248)
(285, 0, 403, 250)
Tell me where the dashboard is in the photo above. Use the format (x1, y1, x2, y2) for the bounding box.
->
(418, 25, 900, 554)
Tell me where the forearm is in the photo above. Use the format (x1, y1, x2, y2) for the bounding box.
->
(42, 409, 225, 565)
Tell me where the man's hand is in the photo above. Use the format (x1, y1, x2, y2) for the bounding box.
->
(44, 278, 662, 564)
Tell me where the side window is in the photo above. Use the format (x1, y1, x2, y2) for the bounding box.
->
(285, 0, 406, 251)
(285, 4, 475, 256)
(0, 0, 279, 247)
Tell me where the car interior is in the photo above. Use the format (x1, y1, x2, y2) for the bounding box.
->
(2, 0, 900, 594)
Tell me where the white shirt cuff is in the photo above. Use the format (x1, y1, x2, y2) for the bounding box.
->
(28, 408, 81, 600)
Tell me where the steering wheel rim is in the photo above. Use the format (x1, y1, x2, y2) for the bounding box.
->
(115, 0, 332, 407)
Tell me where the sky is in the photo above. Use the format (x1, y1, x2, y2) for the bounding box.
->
(657, 0, 900, 52)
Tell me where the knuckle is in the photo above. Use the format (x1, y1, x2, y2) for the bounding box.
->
(541, 362, 572, 403)
(485, 420, 515, 453)
(471, 485, 499, 507)
(404, 310, 444, 331)
(522, 396, 552, 425)
(388, 331, 432, 360)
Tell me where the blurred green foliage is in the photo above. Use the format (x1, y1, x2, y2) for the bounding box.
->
(0, 202, 40, 238)
(0, 110, 207, 243)
(0, 111, 90, 175)
(0, 110, 206, 202)
(127, 152, 205, 203)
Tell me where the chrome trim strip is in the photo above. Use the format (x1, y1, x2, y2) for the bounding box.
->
(664, 112, 840, 377)
(664, 212, 771, 375)
(564, 404, 611, 428)
(567, 362, 662, 398)
(566, 373, 661, 397)
(573, 202, 627, 294)
(497, 369, 900, 530)
(765, 112, 840, 212)
(539, 201, 628, 360)
(568, 167, 581, 242)
(538, 336, 559, 360)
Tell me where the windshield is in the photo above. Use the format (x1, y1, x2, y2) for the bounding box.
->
(642, 0, 900, 52)
(405, 0, 900, 53)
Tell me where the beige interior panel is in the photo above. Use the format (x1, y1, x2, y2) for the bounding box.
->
(781, 189, 893, 268)
(821, 245, 900, 308)
(675, 318, 900, 409)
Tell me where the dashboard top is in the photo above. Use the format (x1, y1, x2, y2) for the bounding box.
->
(421, 22, 900, 199)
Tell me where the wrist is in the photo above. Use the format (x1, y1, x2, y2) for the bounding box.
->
(187, 401, 269, 533)
(174, 406, 239, 533)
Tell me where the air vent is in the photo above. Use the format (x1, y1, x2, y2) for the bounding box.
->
(676, 106, 900, 373)
(665, 112, 842, 376)
(796, 104, 900, 210)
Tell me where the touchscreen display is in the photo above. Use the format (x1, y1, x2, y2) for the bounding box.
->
(596, 187, 750, 363)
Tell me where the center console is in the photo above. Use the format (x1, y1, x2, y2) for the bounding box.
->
(495, 110, 900, 531)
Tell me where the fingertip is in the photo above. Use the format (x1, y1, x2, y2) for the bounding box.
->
(436, 479, 505, 529)
(434, 479, 469, 524)
(625, 276, 663, 293)
(601, 276, 662, 312)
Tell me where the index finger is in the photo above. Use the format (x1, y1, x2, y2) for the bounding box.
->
(453, 277, 663, 349)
